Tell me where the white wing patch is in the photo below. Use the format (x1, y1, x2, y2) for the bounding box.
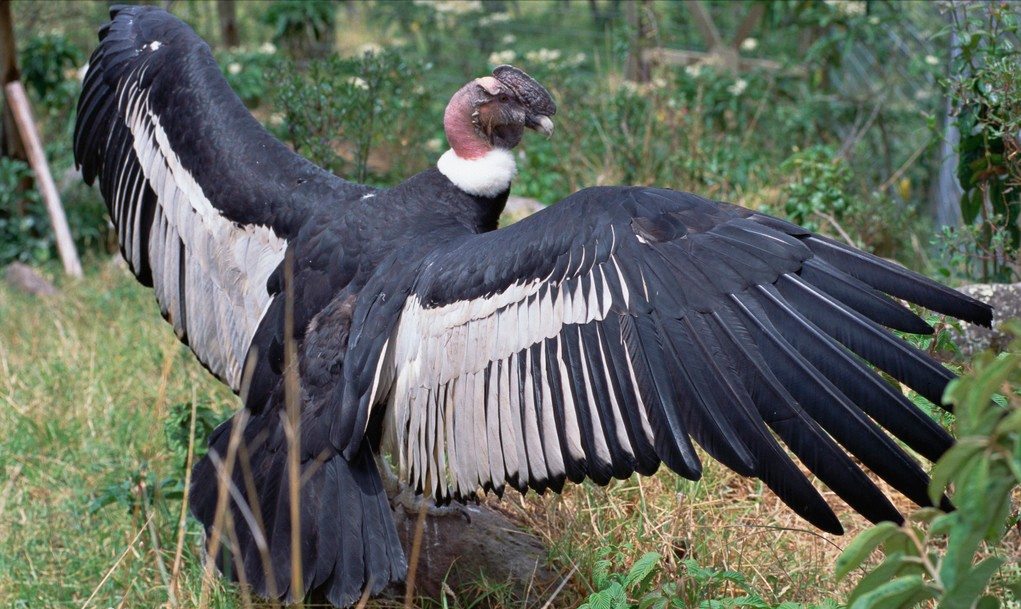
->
(380, 255, 653, 499)
(122, 80, 286, 390)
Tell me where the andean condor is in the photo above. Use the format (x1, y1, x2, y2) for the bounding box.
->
(74, 5, 993, 607)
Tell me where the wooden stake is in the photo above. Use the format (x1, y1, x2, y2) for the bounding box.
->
(4, 80, 82, 278)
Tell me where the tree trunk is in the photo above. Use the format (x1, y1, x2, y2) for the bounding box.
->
(0, 0, 26, 162)
(217, 0, 239, 49)
(625, 0, 652, 82)
(935, 8, 963, 228)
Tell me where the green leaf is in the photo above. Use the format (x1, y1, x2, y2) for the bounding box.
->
(929, 511, 958, 536)
(848, 576, 934, 609)
(626, 552, 662, 590)
(846, 553, 919, 608)
(976, 595, 1001, 609)
(837, 522, 901, 579)
(908, 507, 944, 524)
(950, 354, 1019, 424)
(941, 523, 988, 590)
(880, 528, 920, 558)
(1004, 577, 1021, 598)
(957, 453, 992, 520)
(711, 595, 769, 609)
(929, 437, 986, 504)
(961, 188, 982, 223)
(941, 556, 1004, 609)
(587, 581, 629, 609)
(994, 407, 1021, 433)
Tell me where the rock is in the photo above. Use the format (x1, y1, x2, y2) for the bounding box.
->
(4, 262, 57, 296)
(954, 282, 1021, 355)
(502, 195, 546, 224)
(390, 498, 558, 604)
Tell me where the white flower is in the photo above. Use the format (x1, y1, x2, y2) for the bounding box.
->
(424, 0, 482, 14)
(570, 52, 587, 66)
(727, 78, 748, 96)
(651, 77, 668, 90)
(824, 0, 867, 17)
(868, 15, 880, 25)
(845, 1, 867, 16)
(259, 42, 277, 54)
(488, 50, 517, 65)
(501, 34, 516, 45)
(479, 12, 510, 26)
(925, 54, 940, 66)
(228, 62, 242, 75)
(620, 80, 640, 95)
(269, 112, 285, 127)
(739, 37, 758, 52)
(524, 48, 561, 64)
(347, 76, 369, 90)
(426, 138, 443, 152)
(685, 63, 703, 78)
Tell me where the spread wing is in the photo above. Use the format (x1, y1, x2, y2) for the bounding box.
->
(74, 5, 369, 390)
(338, 186, 992, 534)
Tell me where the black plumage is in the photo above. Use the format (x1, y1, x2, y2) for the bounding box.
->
(75, 6, 991, 608)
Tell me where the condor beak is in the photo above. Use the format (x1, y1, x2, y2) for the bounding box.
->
(528, 114, 555, 138)
(491, 65, 557, 140)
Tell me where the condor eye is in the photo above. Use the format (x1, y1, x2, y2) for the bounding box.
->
(499, 94, 510, 103)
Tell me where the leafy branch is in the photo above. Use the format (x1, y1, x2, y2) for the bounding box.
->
(838, 321, 1021, 609)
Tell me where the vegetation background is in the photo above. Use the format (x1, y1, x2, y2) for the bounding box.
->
(0, 0, 1019, 607)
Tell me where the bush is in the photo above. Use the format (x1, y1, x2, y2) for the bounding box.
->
(940, 1, 1021, 282)
(779, 145, 855, 233)
(0, 158, 52, 266)
(838, 322, 1021, 608)
(216, 43, 280, 108)
(272, 49, 435, 185)
(579, 548, 838, 609)
(261, 0, 336, 60)
(19, 32, 84, 120)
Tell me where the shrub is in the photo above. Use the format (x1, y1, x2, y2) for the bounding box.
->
(272, 49, 435, 185)
(838, 322, 1021, 608)
(260, 0, 336, 60)
(579, 548, 837, 609)
(939, 1, 1021, 282)
(779, 145, 855, 233)
(216, 43, 280, 108)
(19, 32, 84, 120)
(0, 157, 51, 266)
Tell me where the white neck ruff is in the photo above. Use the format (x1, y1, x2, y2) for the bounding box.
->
(436, 148, 516, 198)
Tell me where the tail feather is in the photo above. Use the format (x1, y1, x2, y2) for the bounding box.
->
(190, 414, 407, 606)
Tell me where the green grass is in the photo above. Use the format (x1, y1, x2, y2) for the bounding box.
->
(0, 263, 873, 608)
(0, 262, 237, 608)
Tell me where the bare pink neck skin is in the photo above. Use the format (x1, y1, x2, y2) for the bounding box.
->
(443, 82, 492, 160)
